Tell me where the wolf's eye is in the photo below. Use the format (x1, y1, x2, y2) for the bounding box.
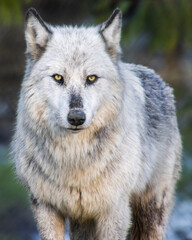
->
(86, 75, 98, 85)
(52, 74, 64, 85)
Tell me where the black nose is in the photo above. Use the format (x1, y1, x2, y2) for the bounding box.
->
(67, 109, 86, 126)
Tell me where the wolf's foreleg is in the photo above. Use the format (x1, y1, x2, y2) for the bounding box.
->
(128, 186, 174, 240)
(31, 197, 65, 240)
(69, 218, 96, 240)
(96, 200, 130, 240)
(70, 199, 130, 240)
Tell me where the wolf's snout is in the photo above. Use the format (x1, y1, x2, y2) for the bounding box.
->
(67, 109, 86, 126)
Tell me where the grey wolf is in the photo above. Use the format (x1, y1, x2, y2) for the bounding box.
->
(12, 8, 182, 240)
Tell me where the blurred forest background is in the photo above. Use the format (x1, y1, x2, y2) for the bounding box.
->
(0, 0, 192, 239)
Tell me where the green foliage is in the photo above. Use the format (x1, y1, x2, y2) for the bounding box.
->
(1, 0, 191, 52)
(95, 0, 192, 53)
(0, 0, 31, 25)
(178, 97, 192, 153)
(126, 0, 192, 52)
(0, 164, 28, 208)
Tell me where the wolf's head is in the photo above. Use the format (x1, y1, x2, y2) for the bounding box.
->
(23, 8, 123, 134)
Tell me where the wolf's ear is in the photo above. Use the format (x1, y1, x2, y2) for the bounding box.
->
(25, 8, 52, 61)
(99, 8, 122, 61)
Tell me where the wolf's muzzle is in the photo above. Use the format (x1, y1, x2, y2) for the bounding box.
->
(67, 109, 86, 126)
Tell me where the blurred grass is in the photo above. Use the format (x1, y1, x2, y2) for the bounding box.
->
(0, 154, 33, 240)
(0, 163, 28, 210)
(177, 169, 192, 198)
(177, 152, 192, 198)
(0, 235, 21, 240)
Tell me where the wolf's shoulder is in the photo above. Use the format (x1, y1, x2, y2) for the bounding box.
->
(123, 63, 175, 111)
(125, 63, 172, 96)
(120, 63, 177, 137)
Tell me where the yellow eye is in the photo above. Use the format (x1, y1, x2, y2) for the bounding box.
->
(88, 75, 96, 81)
(86, 75, 98, 85)
(54, 74, 62, 81)
(52, 74, 64, 85)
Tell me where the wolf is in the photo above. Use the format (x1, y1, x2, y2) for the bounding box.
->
(12, 7, 182, 240)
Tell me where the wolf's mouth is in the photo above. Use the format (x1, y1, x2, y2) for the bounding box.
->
(68, 128, 84, 133)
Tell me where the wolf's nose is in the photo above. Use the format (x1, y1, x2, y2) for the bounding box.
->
(67, 109, 86, 126)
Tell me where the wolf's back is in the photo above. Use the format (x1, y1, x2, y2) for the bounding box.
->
(127, 64, 178, 138)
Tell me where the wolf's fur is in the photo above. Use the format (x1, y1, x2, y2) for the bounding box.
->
(12, 8, 182, 240)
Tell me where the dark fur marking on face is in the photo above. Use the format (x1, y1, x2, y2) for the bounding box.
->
(69, 92, 83, 109)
